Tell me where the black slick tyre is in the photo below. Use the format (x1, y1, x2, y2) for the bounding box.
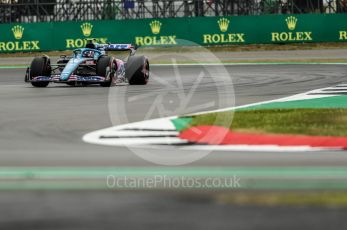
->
(126, 56, 149, 85)
(30, 56, 51, 87)
(97, 56, 113, 87)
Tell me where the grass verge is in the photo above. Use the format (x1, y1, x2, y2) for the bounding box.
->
(188, 108, 347, 137)
(216, 192, 347, 207)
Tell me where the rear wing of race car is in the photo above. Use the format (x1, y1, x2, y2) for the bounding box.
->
(98, 43, 137, 55)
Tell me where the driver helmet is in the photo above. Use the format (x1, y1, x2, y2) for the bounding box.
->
(83, 50, 94, 58)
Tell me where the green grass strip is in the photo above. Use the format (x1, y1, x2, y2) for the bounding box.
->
(240, 95, 347, 110)
(175, 94, 347, 132)
(189, 108, 347, 137)
(216, 192, 347, 206)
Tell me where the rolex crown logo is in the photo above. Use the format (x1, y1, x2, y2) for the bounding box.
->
(81, 23, 93, 37)
(12, 25, 24, 40)
(149, 20, 162, 34)
(285, 16, 298, 31)
(218, 18, 230, 32)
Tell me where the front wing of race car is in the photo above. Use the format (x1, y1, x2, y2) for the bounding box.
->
(25, 68, 108, 84)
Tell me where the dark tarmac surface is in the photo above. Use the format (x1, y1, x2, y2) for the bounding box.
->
(1, 64, 347, 229)
(1, 191, 347, 230)
(0, 65, 347, 166)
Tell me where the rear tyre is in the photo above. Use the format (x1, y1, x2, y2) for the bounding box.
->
(126, 56, 149, 85)
(97, 56, 113, 87)
(30, 56, 51, 87)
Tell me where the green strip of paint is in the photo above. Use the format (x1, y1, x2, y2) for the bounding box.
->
(171, 117, 192, 131)
(3, 166, 347, 177)
(0, 167, 347, 190)
(0, 65, 26, 69)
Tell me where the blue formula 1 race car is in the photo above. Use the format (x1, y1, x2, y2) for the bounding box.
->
(25, 42, 149, 87)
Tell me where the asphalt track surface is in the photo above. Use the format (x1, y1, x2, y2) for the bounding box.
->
(1, 64, 347, 167)
(1, 64, 347, 229)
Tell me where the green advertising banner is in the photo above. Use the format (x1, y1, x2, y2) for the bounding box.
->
(1, 13, 347, 52)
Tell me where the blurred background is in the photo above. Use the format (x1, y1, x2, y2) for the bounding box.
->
(0, 0, 346, 23)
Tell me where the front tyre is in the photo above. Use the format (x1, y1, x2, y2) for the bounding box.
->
(126, 56, 149, 85)
(97, 56, 114, 87)
(30, 56, 51, 87)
